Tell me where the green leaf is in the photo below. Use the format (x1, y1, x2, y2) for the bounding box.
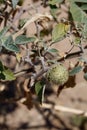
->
(35, 81, 45, 103)
(0, 26, 9, 39)
(71, 116, 86, 127)
(47, 48, 59, 53)
(4, 43, 19, 52)
(18, 0, 23, 6)
(12, 0, 20, 8)
(69, 66, 83, 76)
(84, 73, 87, 80)
(15, 35, 36, 45)
(0, 72, 5, 80)
(19, 19, 28, 28)
(3, 69, 16, 81)
(3, 35, 20, 52)
(0, 61, 16, 81)
(1, 36, 8, 45)
(81, 4, 87, 10)
(35, 81, 43, 95)
(0, 0, 4, 4)
(47, 60, 56, 64)
(50, 5, 58, 18)
(52, 23, 69, 42)
(70, 3, 87, 23)
(74, 36, 81, 45)
(3, 35, 14, 46)
(79, 57, 87, 63)
(82, 23, 87, 38)
(74, 0, 87, 3)
(70, 3, 87, 38)
(0, 61, 4, 71)
(48, 0, 63, 5)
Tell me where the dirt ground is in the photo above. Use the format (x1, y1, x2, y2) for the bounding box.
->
(0, 0, 87, 130)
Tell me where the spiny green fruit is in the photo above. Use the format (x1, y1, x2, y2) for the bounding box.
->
(46, 64, 69, 85)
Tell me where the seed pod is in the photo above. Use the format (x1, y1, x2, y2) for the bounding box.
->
(46, 64, 69, 85)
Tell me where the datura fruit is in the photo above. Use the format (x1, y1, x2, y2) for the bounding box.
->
(46, 64, 69, 85)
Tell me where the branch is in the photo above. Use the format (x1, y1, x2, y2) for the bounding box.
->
(33, 67, 49, 80)
(41, 103, 87, 117)
(19, 99, 87, 117)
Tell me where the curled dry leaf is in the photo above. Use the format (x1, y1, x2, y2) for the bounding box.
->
(22, 13, 53, 30)
(13, 13, 53, 38)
